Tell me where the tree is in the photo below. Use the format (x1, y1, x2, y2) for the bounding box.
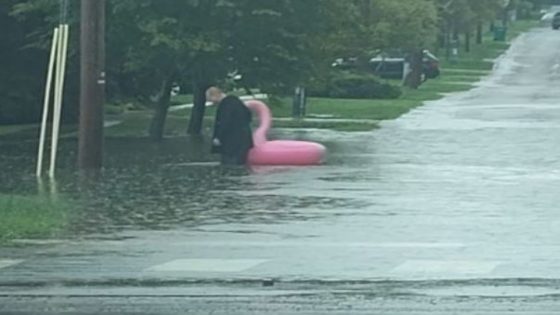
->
(226, 0, 345, 93)
(469, 0, 503, 44)
(2, 0, 79, 124)
(6, 0, 513, 135)
(0, 0, 42, 124)
(434, 0, 502, 59)
(321, 0, 438, 88)
(371, 0, 438, 88)
(107, 0, 345, 139)
(108, 0, 231, 140)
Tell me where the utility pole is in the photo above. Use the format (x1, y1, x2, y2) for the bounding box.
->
(79, 0, 105, 170)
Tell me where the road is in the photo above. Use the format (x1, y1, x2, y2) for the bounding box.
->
(3, 27, 560, 314)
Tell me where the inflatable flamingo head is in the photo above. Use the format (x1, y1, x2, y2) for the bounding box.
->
(245, 100, 272, 146)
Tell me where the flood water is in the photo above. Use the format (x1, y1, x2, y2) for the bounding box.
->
(0, 132, 353, 236)
(2, 27, 560, 290)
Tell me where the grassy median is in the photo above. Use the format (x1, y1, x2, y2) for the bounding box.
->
(0, 194, 71, 242)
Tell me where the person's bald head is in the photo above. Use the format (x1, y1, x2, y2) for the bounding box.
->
(206, 87, 226, 104)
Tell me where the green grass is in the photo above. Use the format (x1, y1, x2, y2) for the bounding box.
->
(0, 124, 36, 136)
(508, 19, 540, 37)
(106, 111, 210, 138)
(169, 89, 257, 106)
(273, 119, 378, 132)
(441, 19, 539, 71)
(440, 74, 484, 82)
(300, 97, 420, 120)
(0, 195, 71, 242)
(170, 94, 194, 105)
(263, 75, 474, 124)
(105, 108, 378, 136)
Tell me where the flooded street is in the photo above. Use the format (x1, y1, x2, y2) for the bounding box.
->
(3, 27, 560, 313)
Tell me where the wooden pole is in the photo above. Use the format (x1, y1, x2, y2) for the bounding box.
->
(78, 0, 105, 170)
(36, 27, 59, 177)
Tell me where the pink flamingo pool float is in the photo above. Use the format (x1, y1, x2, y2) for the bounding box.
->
(245, 100, 326, 166)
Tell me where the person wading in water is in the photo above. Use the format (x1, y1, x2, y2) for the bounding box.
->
(207, 87, 254, 165)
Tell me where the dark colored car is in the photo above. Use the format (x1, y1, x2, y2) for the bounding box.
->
(369, 50, 440, 80)
(553, 12, 560, 30)
(332, 50, 440, 81)
(331, 57, 360, 71)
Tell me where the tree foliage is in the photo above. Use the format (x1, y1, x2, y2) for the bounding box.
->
(0, 0, 539, 131)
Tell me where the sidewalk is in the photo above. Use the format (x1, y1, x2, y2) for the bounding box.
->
(168, 93, 268, 112)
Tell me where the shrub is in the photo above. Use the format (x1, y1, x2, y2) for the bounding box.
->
(309, 71, 402, 100)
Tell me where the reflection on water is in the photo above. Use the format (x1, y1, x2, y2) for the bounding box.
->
(0, 131, 359, 238)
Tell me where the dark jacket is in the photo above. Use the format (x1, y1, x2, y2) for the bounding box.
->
(211, 95, 254, 155)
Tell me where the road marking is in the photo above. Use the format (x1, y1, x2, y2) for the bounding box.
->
(168, 162, 220, 167)
(147, 259, 268, 273)
(11, 239, 68, 245)
(392, 260, 500, 276)
(0, 259, 23, 270)
(160, 242, 466, 249)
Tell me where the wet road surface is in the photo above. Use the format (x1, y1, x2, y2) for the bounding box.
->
(2, 27, 560, 313)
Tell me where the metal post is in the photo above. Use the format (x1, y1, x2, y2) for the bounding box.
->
(49, 24, 69, 178)
(78, 0, 105, 170)
(402, 61, 410, 84)
(36, 27, 59, 177)
(300, 87, 307, 117)
(292, 86, 307, 118)
(292, 87, 301, 118)
(450, 38, 459, 64)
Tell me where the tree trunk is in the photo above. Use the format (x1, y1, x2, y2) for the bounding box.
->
(476, 22, 483, 44)
(452, 23, 459, 41)
(465, 31, 471, 53)
(149, 77, 173, 141)
(404, 50, 423, 89)
(187, 80, 211, 135)
(361, 0, 372, 26)
(438, 30, 445, 49)
(451, 28, 459, 41)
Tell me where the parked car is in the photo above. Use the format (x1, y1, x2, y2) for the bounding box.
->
(332, 50, 440, 81)
(552, 12, 560, 30)
(369, 50, 440, 80)
(331, 57, 360, 70)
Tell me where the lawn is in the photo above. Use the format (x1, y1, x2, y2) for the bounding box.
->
(0, 124, 37, 136)
(0, 194, 72, 242)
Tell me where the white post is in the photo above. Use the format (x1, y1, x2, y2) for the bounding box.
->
(49, 24, 69, 178)
(402, 62, 411, 84)
(36, 27, 59, 177)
